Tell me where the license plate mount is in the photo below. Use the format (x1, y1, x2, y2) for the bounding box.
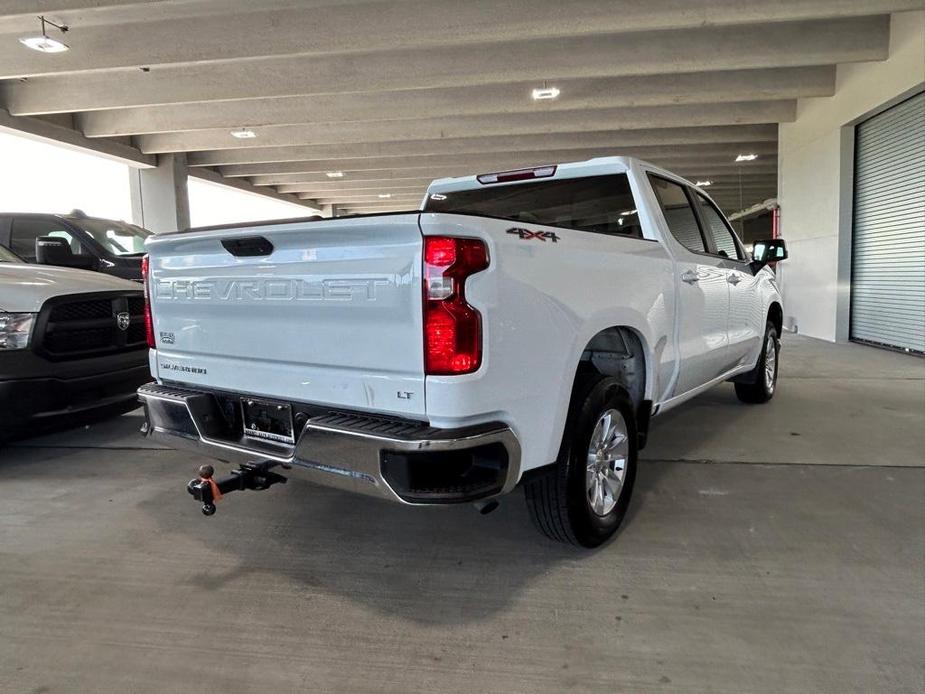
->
(241, 397, 295, 445)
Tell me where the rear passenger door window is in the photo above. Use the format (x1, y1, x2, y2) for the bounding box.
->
(10, 218, 78, 261)
(647, 175, 706, 253)
(694, 194, 744, 260)
(647, 173, 732, 392)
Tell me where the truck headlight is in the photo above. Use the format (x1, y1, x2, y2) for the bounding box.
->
(0, 312, 36, 350)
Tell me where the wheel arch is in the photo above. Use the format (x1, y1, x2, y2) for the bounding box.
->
(526, 314, 664, 476)
(572, 325, 649, 414)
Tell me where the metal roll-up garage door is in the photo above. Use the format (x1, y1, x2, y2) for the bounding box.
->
(851, 91, 925, 354)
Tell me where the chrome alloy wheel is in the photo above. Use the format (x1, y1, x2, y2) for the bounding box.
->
(585, 408, 629, 516)
(764, 333, 778, 393)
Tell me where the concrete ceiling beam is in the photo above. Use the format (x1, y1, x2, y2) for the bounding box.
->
(138, 101, 795, 154)
(294, 192, 413, 201)
(284, 180, 780, 200)
(185, 125, 780, 167)
(338, 208, 411, 215)
(219, 142, 777, 177)
(257, 168, 778, 188)
(0, 106, 153, 167)
(249, 162, 778, 187)
(277, 179, 438, 195)
(333, 198, 430, 208)
(77, 67, 834, 138)
(0, 0, 312, 34)
(275, 173, 779, 194)
(313, 193, 424, 204)
(0, 1, 911, 79)
(302, 183, 780, 200)
(305, 184, 778, 202)
(287, 182, 779, 200)
(1, 16, 888, 115)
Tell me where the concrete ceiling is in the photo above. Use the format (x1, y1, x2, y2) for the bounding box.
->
(1, 0, 921, 216)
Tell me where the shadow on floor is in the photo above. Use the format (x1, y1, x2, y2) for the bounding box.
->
(644, 384, 748, 457)
(144, 434, 692, 625)
(136, 466, 585, 625)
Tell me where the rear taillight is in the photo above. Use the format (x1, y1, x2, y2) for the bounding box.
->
(141, 254, 155, 348)
(423, 236, 489, 375)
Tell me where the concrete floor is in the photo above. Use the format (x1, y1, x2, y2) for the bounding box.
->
(1, 335, 922, 693)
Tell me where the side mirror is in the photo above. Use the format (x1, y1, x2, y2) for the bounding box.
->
(35, 236, 96, 271)
(751, 238, 788, 271)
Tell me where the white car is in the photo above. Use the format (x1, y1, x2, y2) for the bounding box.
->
(0, 244, 151, 441)
(137, 156, 788, 547)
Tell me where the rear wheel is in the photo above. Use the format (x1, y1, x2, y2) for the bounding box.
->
(525, 374, 638, 548)
(735, 322, 779, 404)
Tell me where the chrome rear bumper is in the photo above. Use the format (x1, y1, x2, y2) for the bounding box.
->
(137, 382, 520, 505)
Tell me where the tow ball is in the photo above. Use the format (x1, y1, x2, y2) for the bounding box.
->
(187, 462, 288, 516)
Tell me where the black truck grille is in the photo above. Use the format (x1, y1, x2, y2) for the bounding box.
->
(48, 299, 114, 322)
(36, 291, 147, 361)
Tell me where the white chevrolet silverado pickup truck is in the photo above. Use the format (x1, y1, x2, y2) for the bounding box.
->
(138, 157, 788, 547)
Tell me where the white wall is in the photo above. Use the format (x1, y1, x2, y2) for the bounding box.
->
(0, 131, 315, 232)
(778, 11, 925, 342)
(188, 177, 316, 227)
(0, 131, 132, 220)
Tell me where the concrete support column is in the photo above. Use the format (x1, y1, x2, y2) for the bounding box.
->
(130, 153, 190, 233)
(320, 203, 338, 218)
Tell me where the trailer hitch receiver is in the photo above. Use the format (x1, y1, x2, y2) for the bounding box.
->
(187, 462, 288, 516)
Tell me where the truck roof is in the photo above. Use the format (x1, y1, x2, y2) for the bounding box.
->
(427, 156, 640, 192)
(426, 155, 714, 207)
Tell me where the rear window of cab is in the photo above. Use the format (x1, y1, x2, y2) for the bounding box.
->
(424, 174, 642, 238)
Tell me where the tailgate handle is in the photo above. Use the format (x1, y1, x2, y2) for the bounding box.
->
(221, 236, 274, 257)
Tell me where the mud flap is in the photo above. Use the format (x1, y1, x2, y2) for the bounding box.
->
(636, 400, 653, 451)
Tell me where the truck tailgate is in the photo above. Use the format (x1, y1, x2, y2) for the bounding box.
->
(145, 214, 425, 417)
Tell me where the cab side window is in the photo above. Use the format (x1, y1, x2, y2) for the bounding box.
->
(10, 218, 80, 261)
(695, 195, 744, 260)
(648, 175, 707, 253)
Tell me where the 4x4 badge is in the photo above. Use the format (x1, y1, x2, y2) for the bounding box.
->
(506, 227, 560, 243)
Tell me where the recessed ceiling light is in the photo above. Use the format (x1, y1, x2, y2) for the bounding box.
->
(378, 193, 392, 199)
(230, 128, 256, 139)
(735, 154, 758, 162)
(326, 171, 344, 178)
(532, 87, 561, 101)
(20, 35, 68, 52)
(695, 180, 713, 187)
(19, 16, 69, 53)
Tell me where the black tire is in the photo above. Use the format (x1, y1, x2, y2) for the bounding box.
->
(524, 374, 638, 548)
(735, 321, 779, 404)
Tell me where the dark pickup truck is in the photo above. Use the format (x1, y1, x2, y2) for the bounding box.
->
(0, 210, 152, 281)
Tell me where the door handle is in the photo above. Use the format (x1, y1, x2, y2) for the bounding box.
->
(727, 273, 741, 286)
(681, 270, 699, 284)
